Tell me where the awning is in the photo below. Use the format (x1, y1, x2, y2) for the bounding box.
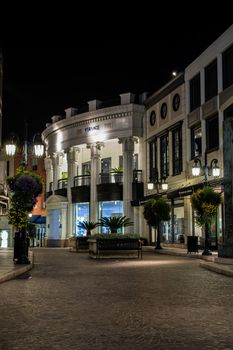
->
(29, 215, 46, 224)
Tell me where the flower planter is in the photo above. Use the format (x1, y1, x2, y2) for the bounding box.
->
(88, 238, 142, 259)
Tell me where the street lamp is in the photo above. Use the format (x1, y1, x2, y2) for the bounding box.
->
(147, 174, 168, 192)
(192, 153, 220, 184)
(5, 123, 44, 166)
(191, 152, 221, 256)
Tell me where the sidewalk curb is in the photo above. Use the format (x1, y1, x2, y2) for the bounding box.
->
(148, 247, 233, 278)
(0, 250, 34, 284)
(199, 261, 233, 278)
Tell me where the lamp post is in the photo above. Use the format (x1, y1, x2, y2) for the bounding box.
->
(5, 122, 44, 264)
(5, 122, 44, 166)
(147, 171, 169, 248)
(191, 152, 221, 255)
(147, 172, 168, 192)
(192, 152, 220, 185)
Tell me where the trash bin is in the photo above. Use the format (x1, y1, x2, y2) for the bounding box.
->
(187, 236, 198, 253)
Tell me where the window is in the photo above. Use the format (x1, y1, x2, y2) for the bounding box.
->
(32, 158, 38, 171)
(205, 59, 217, 102)
(191, 125, 202, 159)
(75, 203, 90, 236)
(190, 74, 201, 112)
(160, 103, 167, 119)
(133, 154, 138, 170)
(206, 114, 219, 151)
(172, 128, 182, 175)
(99, 201, 123, 233)
(7, 160, 10, 176)
(149, 138, 157, 180)
(160, 134, 169, 178)
(119, 155, 123, 168)
(101, 157, 111, 173)
(223, 44, 233, 90)
(82, 162, 91, 175)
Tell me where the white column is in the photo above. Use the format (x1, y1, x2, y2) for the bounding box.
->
(52, 153, 63, 192)
(65, 148, 73, 238)
(120, 137, 135, 233)
(88, 142, 103, 224)
(44, 157, 52, 192)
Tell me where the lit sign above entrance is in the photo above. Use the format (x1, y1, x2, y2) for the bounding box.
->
(85, 126, 99, 133)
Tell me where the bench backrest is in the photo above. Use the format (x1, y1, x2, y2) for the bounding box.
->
(97, 238, 141, 250)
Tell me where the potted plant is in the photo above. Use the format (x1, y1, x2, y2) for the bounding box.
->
(143, 198, 170, 249)
(98, 215, 133, 233)
(7, 166, 43, 263)
(191, 186, 221, 255)
(76, 221, 99, 251)
(77, 221, 99, 237)
(111, 167, 123, 183)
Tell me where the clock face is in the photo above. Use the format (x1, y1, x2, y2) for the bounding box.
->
(150, 111, 156, 126)
(173, 93, 180, 111)
(160, 102, 167, 119)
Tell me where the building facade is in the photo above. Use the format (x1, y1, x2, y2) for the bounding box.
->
(42, 94, 147, 246)
(42, 25, 233, 253)
(184, 24, 233, 256)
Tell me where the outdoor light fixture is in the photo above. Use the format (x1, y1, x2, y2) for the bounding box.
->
(5, 122, 44, 166)
(192, 155, 220, 183)
(147, 175, 168, 191)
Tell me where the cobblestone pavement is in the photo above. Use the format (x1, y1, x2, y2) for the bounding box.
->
(0, 249, 233, 350)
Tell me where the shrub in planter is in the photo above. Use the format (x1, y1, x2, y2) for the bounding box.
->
(143, 198, 170, 249)
(191, 186, 221, 255)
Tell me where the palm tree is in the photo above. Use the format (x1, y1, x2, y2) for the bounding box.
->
(99, 216, 133, 233)
(143, 198, 170, 249)
(77, 221, 99, 236)
(191, 187, 221, 255)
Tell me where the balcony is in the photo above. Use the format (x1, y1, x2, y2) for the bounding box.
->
(55, 178, 68, 197)
(71, 175, 91, 202)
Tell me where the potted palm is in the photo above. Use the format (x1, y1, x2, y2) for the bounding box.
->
(76, 221, 99, 251)
(143, 198, 170, 249)
(191, 186, 221, 255)
(88, 216, 139, 258)
(98, 215, 133, 233)
(111, 167, 123, 183)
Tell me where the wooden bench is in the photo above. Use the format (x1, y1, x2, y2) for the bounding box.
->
(96, 238, 142, 259)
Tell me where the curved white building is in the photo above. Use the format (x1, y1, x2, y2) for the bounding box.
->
(42, 93, 147, 246)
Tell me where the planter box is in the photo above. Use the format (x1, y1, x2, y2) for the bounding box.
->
(88, 238, 142, 259)
(69, 236, 89, 252)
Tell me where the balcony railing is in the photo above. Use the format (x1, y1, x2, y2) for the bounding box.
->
(71, 170, 143, 188)
(57, 178, 68, 189)
(74, 175, 91, 187)
(49, 182, 53, 192)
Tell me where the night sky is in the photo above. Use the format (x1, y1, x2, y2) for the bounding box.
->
(2, 20, 233, 141)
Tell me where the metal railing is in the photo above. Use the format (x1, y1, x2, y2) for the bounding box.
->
(72, 170, 143, 187)
(57, 178, 68, 189)
(74, 175, 91, 187)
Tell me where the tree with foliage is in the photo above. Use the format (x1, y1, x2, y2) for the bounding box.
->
(7, 166, 43, 263)
(7, 166, 43, 229)
(99, 216, 133, 233)
(143, 198, 171, 249)
(191, 186, 221, 255)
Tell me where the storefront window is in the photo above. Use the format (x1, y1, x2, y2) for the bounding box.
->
(75, 203, 90, 236)
(174, 206, 184, 243)
(99, 201, 123, 233)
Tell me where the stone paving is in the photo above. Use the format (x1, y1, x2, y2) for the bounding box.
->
(0, 248, 233, 350)
(0, 249, 33, 283)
